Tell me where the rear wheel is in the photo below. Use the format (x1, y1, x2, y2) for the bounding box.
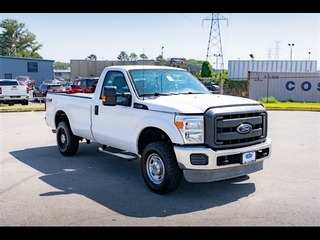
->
(21, 100, 29, 105)
(56, 121, 79, 156)
(141, 141, 183, 194)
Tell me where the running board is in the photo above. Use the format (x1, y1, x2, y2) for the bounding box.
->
(98, 146, 137, 160)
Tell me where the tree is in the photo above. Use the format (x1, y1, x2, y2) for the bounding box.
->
(117, 51, 129, 61)
(0, 19, 43, 58)
(87, 54, 97, 60)
(54, 61, 70, 70)
(200, 61, 214, 78)
(182, 59, 204, 75)
(139, 53, 148, 60)
(156, 55, 167, 66)
(129, 52, 138, 61)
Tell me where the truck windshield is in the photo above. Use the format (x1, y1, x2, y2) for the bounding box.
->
(129, 69, 210, 97)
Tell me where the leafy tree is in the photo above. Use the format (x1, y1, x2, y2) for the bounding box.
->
(87, 54, 97, 60)
(156, 55, 167, 66)
(200, 61, 214, 78)
(117, 51, 129, 61)
(139, 53, 148, 60)
(182, 59, 204, 75)
(54, 61, 70, 70)
(0, 19, 43, 58)
(129, 52, 138, 61)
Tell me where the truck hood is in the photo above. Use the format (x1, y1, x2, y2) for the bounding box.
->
(141, 94, 263, 113)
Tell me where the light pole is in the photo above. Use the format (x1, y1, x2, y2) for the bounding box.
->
(161, 46, 164, 58)
(308, 52, 311, 60)
(288, 43, 294, 61)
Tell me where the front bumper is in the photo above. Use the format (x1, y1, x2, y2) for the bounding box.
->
(173, 136, 272, 183)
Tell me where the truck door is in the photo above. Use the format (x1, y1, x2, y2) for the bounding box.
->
(91, 71, 135, 152)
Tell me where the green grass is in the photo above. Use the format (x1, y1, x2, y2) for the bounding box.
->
(258, 96, 320, 111)
(0, 103, 45, 112)
(261, 102, 320, 110)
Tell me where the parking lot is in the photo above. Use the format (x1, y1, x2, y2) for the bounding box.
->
(0, 110, 319, 226)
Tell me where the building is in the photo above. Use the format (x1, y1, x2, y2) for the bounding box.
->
(54, 68, 71, 80)
(0, 56, 54, 86)
(248, 71, 320, 102)
(228, 60, 317, 81)
(227, 60, 319, 102)
(70, 59, 158, 79)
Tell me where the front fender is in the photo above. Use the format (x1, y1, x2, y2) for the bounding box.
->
(131, 114, 184, 152)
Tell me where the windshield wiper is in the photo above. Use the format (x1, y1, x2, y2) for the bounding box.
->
(180, 92, 203, 94)
(140, 92, 178, 97)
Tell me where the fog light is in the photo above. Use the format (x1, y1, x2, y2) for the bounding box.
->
(190, 154, 208, 165)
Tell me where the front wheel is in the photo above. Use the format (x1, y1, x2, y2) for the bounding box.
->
(56, 121, 79, 156)
(141, 141, 183, 194)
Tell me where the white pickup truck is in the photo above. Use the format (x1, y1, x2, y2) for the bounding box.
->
(45, 65, 272, 194)
(0, 79, 29, 106)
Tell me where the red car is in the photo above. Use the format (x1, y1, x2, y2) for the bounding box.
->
(15, 76, 36, 90)
(33, 83, 65, 101)
(66, 78, 98, 94)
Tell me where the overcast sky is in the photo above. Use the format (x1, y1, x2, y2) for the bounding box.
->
(1, 13, 319, 69)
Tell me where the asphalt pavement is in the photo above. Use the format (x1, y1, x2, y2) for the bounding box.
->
(0, 110, 319, 226)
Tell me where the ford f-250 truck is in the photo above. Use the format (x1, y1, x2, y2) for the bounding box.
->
(45, 65, 272, 194)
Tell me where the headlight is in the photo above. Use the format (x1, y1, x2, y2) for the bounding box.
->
(175, 115, 204, 144)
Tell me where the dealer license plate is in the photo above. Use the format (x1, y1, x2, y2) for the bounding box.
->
(242, 151, 256, 164)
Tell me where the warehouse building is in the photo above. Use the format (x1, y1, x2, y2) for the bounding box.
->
(227, 60, 319, 102)
(228, 60, 317, 81)
(70, 59, 158, 79)
(0, 56, 54, 86)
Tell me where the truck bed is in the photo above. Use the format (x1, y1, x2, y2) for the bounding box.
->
(45, 92, 95, 140)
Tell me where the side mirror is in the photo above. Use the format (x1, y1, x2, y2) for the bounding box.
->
(102, 86, 117, 106)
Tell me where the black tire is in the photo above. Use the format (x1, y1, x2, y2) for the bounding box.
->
(56, 121, 79, 156)
(8, 102, 14, 106)
(141, 141, 183, 194)
(21, 100, 29, 105)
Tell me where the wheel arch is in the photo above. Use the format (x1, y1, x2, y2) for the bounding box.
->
(137, 127, 172, 155)
(54, 110, 69, 129)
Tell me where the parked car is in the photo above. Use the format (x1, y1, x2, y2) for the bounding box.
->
(201, 81, 221, 94)
(59, 79, 71, 90)
(33, 83, 65, 101)
(66, 78, 98, 94)
(15, 76, 36, 90)
(42, 79, 60, 84)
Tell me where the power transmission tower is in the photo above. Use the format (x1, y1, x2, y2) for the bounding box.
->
(274, 40, 280, 60)
(203, 13, 228, 72)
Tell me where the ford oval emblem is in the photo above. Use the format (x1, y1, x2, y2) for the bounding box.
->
(237, 123, 252, 134)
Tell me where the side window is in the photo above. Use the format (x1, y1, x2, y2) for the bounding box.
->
(100, 71, 129, 105)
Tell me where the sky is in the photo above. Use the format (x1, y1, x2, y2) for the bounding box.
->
(1, 13, 319, 69)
